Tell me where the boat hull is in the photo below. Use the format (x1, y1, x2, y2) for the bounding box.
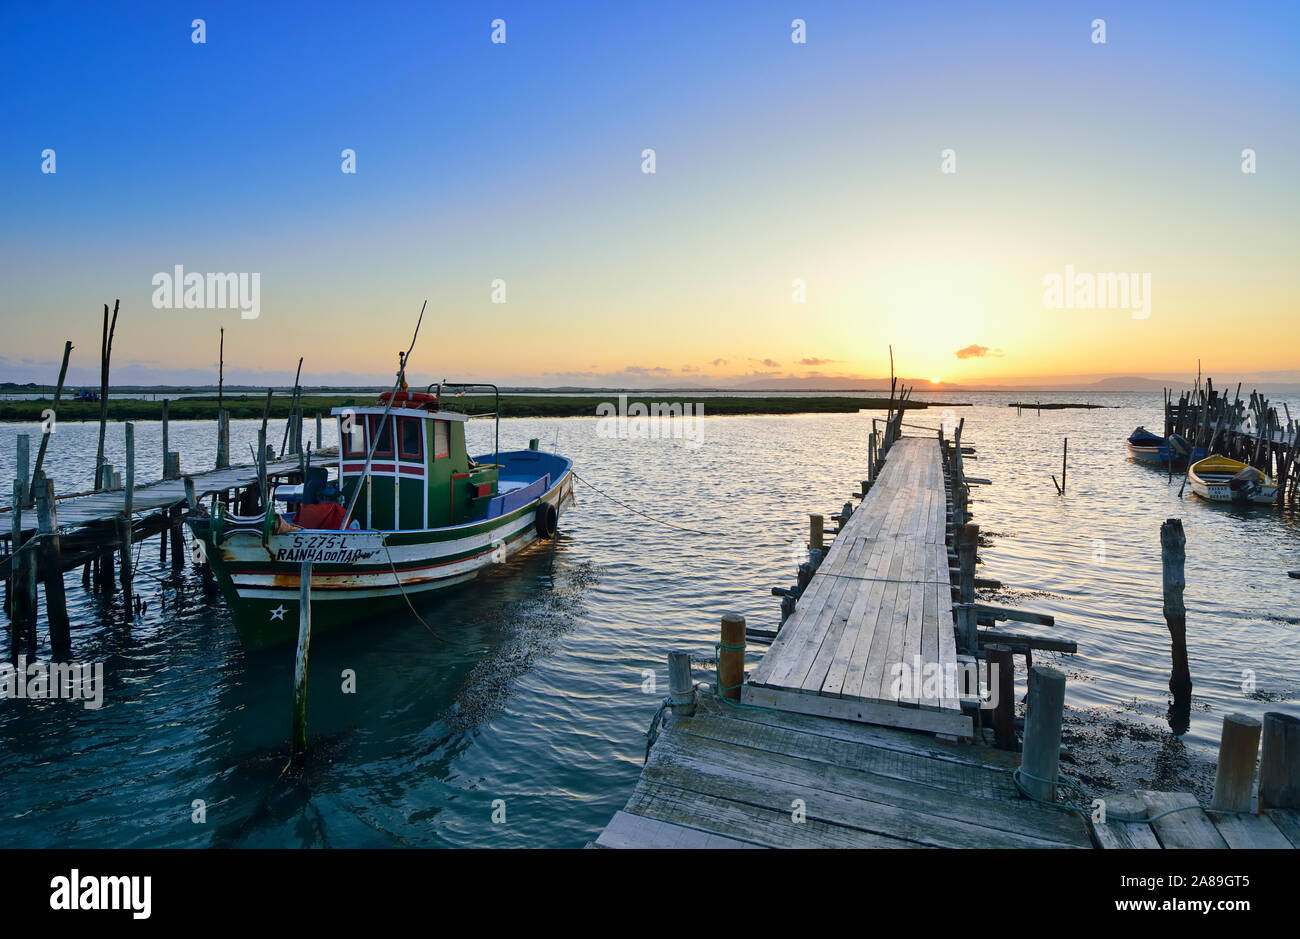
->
(193, 469, 574, 648)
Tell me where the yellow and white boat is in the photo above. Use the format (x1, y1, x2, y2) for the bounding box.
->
(1187, 455, 1278, 505)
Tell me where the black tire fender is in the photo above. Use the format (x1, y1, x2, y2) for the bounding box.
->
(535, 501, 558, 539)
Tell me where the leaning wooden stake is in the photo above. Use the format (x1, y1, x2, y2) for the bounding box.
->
(30, 340, 72, 489)
(718, 612, 746, 701)
(94, 301, 119, 489)
(1019, 665, 1066, 802)
(1210, 712, 1261, 813)
(292, 560, 313, 761)
(1258, 712, 1300, 810)
(1160, 518, 1192, 699)
(666, 649, 696, 717)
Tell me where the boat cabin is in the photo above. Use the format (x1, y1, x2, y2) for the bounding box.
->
(331, 392, 500, 530)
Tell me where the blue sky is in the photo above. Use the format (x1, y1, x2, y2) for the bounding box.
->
(2, 1, 1297, 387)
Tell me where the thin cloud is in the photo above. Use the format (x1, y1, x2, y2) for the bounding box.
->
(798, 357, 835, 366)
(711, 358, 728, 366)
(954, 344, 1004, 360)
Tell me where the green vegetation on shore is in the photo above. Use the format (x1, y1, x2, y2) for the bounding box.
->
(0, 394, 958, 423)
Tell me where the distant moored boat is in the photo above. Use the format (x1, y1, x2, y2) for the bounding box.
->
(1188, 454, 1277, 505)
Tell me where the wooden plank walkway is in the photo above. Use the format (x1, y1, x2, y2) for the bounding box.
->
(0, 452, 330, 535)
(744, 437, 968, 735)
(1090, 792, 1300, 849)
(597, 693, 1093, 848)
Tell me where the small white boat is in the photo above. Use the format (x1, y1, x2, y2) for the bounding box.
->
(1187, 455, 1277, 505)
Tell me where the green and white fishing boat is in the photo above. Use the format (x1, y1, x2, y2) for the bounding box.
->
(189, 381, 574, 648)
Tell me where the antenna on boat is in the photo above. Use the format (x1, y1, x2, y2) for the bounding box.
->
(339, 300, 428, 531)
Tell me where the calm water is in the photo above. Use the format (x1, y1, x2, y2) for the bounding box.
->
(2, 392, 1298, 847)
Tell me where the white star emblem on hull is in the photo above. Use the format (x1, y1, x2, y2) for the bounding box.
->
(270, 605, 287, 621)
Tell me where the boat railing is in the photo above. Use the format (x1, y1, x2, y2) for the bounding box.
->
(429, 381, 500, 467)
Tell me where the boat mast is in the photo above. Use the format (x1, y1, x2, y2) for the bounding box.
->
(339, 300, 428, 531)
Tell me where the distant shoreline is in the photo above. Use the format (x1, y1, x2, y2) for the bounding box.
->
(0, 394, 963, 423)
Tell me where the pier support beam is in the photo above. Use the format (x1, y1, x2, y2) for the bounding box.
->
(954, 523, 979, 652)
(1259, 712, 1300, 810)
(985, 643, 1016, 749)
(1210, 712, 1261, 813)
(666, 650, 696, 718)
(33, 474, 71, 660)
(1019, 665, 1066, 803)
(718, 612, 746, 701)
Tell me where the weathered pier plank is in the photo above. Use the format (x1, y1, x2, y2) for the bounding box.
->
(745, 437, 966, 735)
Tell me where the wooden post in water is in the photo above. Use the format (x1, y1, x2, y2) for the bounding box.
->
(666, 649, 696, 717)
(1258, 712, 1300, 810)
(1210, 713, 1261, 813)
(292, 560, 313, 761)
(9, 479, 36, 664)
(955, 523, 979, 652)
(15, 435, 30, 505)
(119, 423, 135, 618)
(33, 474, 71, 659)
(169, 506, 184, 574)
(808, 514, 824, 553)
(868, 435, 876, 483)
(985, 643, 1016, 749)
(718, 612, 746, 701)
(1160, 519, 1192, 700)
(216, 410, 230, 469)
(94, 301, 119, 490)
(161, 399, 169, 478)
(1019, 665, 1066, 802)
(316, 413, 323, 450)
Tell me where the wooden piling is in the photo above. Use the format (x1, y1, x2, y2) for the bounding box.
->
(94, 300, 119, 490)
(9, 479, 35, 664)
(316, 413, 323, 450)
(1259, 712, 1300, 810)
(808, 514, 824, 553)
(169, 507, 184, 574)
(985, 643, 1016, 749)
(1210, 713, 1261, 813)
(33, 474, 71, 659)
(718, 612, 746, 701)
(292, 559, 313, 760)
(15, 435, 30, 505)
(1019, 665, 1066, 802)
(955, 523, 979, 652)
(666, 649, 696, 717)
(216, 410, 230, 469)
(1160, 518, 1192, 698)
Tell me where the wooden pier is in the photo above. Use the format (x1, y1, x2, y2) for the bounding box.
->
(598, 412, 1300, 849)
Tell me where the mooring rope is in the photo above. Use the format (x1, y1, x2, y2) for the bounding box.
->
(571, 471, 711, 536)
(1011, 766, 1205, 823)
(380, 542, 450, 644)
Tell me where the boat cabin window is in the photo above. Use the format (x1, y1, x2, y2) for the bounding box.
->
(432, 420, 450, 459)
(366, 415, 394, 457)
(398, 416, 423, 460)
(342, 418, 366, 457)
